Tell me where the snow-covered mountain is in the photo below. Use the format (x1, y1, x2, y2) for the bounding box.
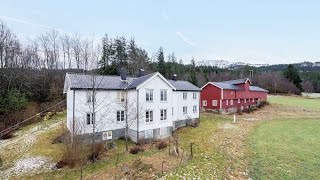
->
(197, 60, 269, 69)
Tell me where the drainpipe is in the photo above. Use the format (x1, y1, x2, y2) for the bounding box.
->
(136, 89, 139, 143)
(72, 90, 75, 138)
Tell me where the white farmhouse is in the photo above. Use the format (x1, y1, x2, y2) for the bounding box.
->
(63, 70, 200, 143)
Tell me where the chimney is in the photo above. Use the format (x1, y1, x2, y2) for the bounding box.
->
(120, 68, 127, 81)
(138, 69, 145, 77)
(172, 74, 177, 81)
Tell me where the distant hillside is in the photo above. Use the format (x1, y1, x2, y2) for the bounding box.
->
(197, 60, 320, 72)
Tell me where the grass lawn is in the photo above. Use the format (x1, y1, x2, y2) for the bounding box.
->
(249, 118, 320, 179)
(268, 95, 320, 111)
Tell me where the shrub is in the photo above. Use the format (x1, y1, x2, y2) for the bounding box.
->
(55, 160, 67, 169)
(156, 141, 168, 150)
(129, 146, 144, 154)
(106, 141, 117, 150)
(89, 142, 105, 161)
(258, 101, 269, 108)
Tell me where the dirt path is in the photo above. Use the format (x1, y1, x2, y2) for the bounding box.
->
(0, 118, 64, 179)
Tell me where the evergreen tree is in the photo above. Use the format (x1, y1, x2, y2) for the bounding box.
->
(157, 47, 166, 76)
(100, 34, 109, 69)
(283, 64, 303, 91)
(189, 58, 197, 85)
(127, 38, 138, 75)
(114, 37, 128, 69)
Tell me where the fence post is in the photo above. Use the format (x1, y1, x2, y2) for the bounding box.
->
(162, 161, 166, 175)
(190, 143, 194, 158)
(116, 152, 120, 167)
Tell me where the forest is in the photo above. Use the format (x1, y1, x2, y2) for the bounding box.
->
(0, 19, 319, 131)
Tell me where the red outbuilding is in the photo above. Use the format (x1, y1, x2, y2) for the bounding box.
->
(200, 78, 268, 113)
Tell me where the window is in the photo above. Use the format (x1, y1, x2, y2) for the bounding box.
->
(86, 93, 95, 103)
(86, 113, 94, 125)
(226, 100, 229, 106)
(102, 131, 112, 140)
(117, 111, 125, 121)
(244, 99, 247, 103)
(230, 100, 233, 105)
(160, 90, 167, 101)
(145, 129, 153, 139)
(202, 100, 207, 106)
(238, 99, 240, 103)
(193, 105, 197, 113)
(193, 93, 197, 99)
(145, 110, 153, 123)
(160, 109, 167, 120)
(117, 91, 125, 102)
(183, 106, 187, 114)
(212, 100, 217, 106)
(146, 89, 153, 101)
(183, 92, 187, 100)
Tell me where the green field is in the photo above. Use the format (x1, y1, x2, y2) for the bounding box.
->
(248, 95, 320, 179)
(268, 95, 320, 110)
(249, 118, 320, 179)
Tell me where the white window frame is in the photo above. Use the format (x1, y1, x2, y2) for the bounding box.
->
(226, 100, 229, 106)
(160, 109, 167, 121)
(238, 99, 240, 103)
(102, 131, 112, 140)
(86, 93, 95, 103)
(212, 100, 217, 106)
(193, 93, 197, 99)
(86, 113, 94, 125)
(145, 110, 153, 123)
(160, 90, 167, 101)
(183, 92, 187, 100)
(146, 89, 153, 102)
(145, 129, 153, 139)
(202, 100, 207, 106)
(183, 106, 187, 115)
(117, 110, 125, 122)
(230, 99, 233, 105)
(117, 91, 125, 102)
(244, 99, 247, 103)
(193, 105, 197, 113)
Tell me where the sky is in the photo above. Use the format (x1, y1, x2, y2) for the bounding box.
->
(0, 0, 320, 65)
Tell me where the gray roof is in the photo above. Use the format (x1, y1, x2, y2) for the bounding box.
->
(66, 73, 135, 90)
(249, 86, 269, 92)
(210, 82, 241, 90)
(127, 73, 156, 89)
(65, 72, 200, 91)
(167, 80, 201, 91)
(221, 78, 251, 85)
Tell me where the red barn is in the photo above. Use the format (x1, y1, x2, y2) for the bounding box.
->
(200, 78, 268, 113)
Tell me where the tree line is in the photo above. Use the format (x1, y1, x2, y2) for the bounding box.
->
(0, 19, 319, 115)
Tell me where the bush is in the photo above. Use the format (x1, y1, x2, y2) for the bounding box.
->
(156, 141, 168, 150)
(89, 142, 105, 161)
(55, 160, 67, 169)
(61, 136, 88, 168)
(129, 146, 144, 154)
(106, 141, 117, 150)
(258, 101, 269, 108)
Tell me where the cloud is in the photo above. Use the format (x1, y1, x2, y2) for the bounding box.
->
(0, 15, 66, 33)
(175, 31, 196, 47)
